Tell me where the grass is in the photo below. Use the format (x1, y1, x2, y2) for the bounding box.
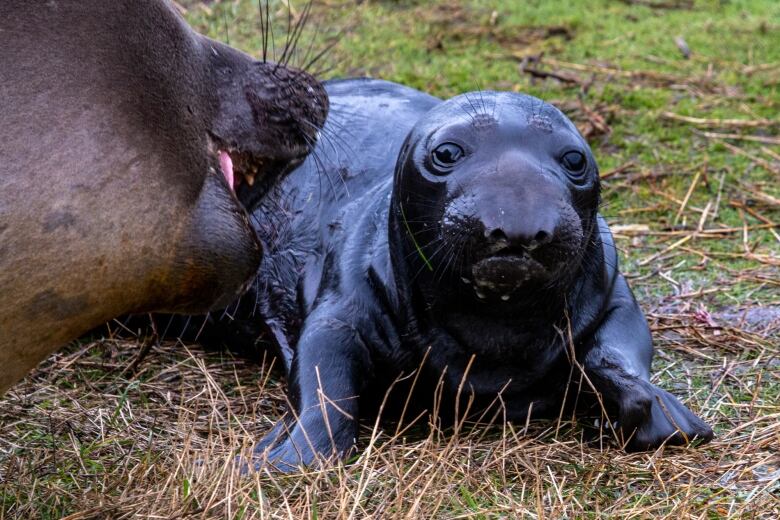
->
(2, 0, 779, 517)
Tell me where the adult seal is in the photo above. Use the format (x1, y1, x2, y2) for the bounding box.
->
(0, 0, 328, 394)
(208, 79, 713, 469)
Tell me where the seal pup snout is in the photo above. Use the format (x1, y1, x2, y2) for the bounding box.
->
(467, 178, 572, 297)
(480, 204, 558, 255)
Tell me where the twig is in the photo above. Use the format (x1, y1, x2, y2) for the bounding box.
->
(662, 112, 777, 129)
(674, 163, 705, 225)
(696, 130, 780, 146)
(720, 142, 780, 175)
(519, 63, 580, 85)
(601, 161, 636, 179)
(638, 235, 693, 266)
(124, 314, 159, 375)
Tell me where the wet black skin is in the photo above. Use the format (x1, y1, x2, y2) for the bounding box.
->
(219, 79, 713, 470)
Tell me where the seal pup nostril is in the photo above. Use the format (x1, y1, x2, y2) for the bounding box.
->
(487, 227, 509, 242)
(534, 230, 550, 243)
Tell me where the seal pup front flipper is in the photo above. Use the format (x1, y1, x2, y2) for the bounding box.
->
(579, 220, 713, 450)
(250, 307, 371, 472)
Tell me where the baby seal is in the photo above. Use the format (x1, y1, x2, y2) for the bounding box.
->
(223, 79, 713, 470)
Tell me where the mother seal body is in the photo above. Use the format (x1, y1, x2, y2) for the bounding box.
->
(217, 79, 713, 469)
(0, 0, 327, 393)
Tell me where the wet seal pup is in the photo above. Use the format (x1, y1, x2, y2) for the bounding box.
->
(215, 79, 713, 470)
(0, 0, 328, 394)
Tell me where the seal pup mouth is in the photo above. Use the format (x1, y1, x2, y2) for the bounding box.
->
(470, 251, 549, 300)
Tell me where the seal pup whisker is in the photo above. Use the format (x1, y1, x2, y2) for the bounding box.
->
(433, 237, 464, 286)
(300, 131, 344, 199)
(314, 118, 360, 158)
(305, 120, 356, 168)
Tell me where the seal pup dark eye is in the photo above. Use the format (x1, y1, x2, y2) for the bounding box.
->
(561, 150, 587, 176)
(431, 142, 465, 172)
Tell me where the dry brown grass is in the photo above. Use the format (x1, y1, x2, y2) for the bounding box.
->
(1, 302, 778, 518)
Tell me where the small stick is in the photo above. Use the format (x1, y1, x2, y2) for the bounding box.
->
(760, 146, 780, 162)
(638, 234, 693, 266)
(662, 112, 776, 129)
(738, 208, 750, 254)
(697, 130, 780, 146)
(675, 288, 720, 299)
(721, 142, 780, 174)
(600, 161, 635, 179)
(697, 200, 712, 232)
(124, 314, 158, 375)
(674, 163, 705, 225)
(731, 200, 780, 244)
(711, 170, 727, 223)
(519, 64, 580, 84)
(746, 189, 780, 207)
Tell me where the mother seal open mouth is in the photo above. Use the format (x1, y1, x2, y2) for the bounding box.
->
(179, 79, 713, 471)
(0, 0, 328, 394)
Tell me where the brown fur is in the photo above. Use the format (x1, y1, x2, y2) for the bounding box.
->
(0, 0, 327, 393)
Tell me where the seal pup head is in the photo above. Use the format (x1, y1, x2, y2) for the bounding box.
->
(392, 92, 600, 308)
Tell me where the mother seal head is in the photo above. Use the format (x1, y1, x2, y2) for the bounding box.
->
(213, 79, 712, 470)
(0, 0, 327, 394)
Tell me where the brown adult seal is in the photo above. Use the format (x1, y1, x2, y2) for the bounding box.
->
(0, 0, 328, 393)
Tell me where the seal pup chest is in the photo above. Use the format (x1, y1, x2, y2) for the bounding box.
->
(418, 315, 568, 407)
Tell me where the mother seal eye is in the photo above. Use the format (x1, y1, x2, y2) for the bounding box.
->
(431, 142, 465, 171)
(561, 150, 587, 176)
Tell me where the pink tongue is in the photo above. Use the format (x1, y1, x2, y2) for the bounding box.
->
(218, 150, 235, 191)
